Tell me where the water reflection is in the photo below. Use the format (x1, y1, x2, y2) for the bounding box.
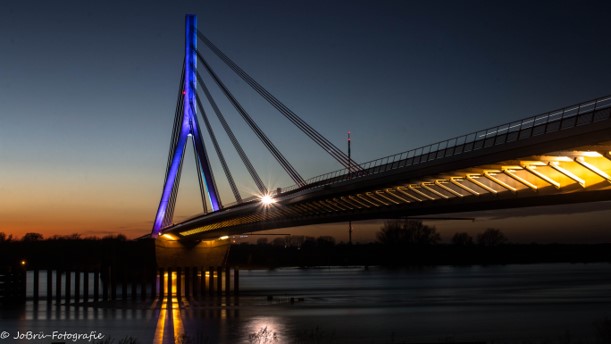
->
(150, 271, 242, 343)
(153, 297, 185, 343)
(153, 270, 184, 344)
(4, 264, 611, 343)
(244, 316, 285, 343)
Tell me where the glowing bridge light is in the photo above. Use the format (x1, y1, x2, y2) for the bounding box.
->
(162, 233, 179, 240)
(575, 156, 611, 181)
(548, 161, 586, 187)
(260, 194, 276, 205)
(578, 151, 603, 158)
(219, 235, 229, 240)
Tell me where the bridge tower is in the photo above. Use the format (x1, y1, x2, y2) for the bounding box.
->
(152, 14, 220, 239)
(153, 14, 229, 268)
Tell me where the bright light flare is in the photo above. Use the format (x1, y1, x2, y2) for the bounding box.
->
(578, 151, 602, 158)
(260, 194, 276, 205)
(162, 233, 179, 241)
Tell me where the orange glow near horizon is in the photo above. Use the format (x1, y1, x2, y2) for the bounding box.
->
(0, 208, 153, 240)
(4, 150, 611, 243)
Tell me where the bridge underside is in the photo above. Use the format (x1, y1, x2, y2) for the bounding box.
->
(160, 106, 611, 241)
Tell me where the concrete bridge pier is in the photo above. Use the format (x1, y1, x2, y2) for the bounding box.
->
(155, 236, 230, 268)
(155, 236, 238, 298)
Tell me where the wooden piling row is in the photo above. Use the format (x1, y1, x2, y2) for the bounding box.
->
(12, 265, 240, 305)
(157, 266, 240, 299)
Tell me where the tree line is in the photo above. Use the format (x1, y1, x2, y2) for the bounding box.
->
(0, 232, 127, 243)
(376, 219, 508, 248)
(2, 220, 610, 268)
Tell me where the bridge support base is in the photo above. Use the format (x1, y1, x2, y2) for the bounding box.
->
(155, 236, 230, 268)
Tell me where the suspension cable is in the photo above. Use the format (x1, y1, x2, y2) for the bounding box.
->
(198, 32, 362, 173)
(197, 50, 306, 186)
(192, 98, 243, 203)
(164, 135, 186, 228)
(161, 81, 186, 228)
(196, 73, 267, 194)
(164, 62, 186, 179)
(191, 137, 209, 213)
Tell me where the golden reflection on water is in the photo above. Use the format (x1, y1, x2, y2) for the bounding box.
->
(151, 269, 240, 343)
(171, 297, 185, 340)
(153, 271, 185, 344)
(152, 302, 166, 343)
(153, 298, 185, 343)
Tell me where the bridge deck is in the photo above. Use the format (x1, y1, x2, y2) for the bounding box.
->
(162, 95, 611, 240)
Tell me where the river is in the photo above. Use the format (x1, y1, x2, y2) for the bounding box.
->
(1, 263, 610, 343)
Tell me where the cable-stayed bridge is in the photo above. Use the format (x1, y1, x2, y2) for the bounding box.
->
(153, 15, 611, 245)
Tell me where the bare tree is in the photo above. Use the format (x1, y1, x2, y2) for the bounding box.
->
(22, 232, 43, 242)
(377, 220, 441, 247)
(476, 228, 508, 247)
(451, 232, 474, 246)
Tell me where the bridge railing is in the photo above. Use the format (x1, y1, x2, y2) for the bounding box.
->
(281, 94, 611, 194)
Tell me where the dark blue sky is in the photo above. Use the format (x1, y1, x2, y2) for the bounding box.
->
(2, 0, 611, 241)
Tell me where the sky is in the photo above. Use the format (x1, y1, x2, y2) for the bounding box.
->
(2, 0, 611, 242)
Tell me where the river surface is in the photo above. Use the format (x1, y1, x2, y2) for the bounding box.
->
(1, 263, 610, 343)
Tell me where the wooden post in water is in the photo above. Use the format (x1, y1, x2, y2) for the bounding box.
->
(140, 271, 147, 300)
(110, 266, 117, 301)
(200, 267, 206, 297)
(83, 270, 89, 304)
(46, 269, 52, 303)
(233, 267, 239, 297)
(65, 271, 72, 304)
(33, 268, 39, 303)
(150, 269, 157, 300)
(102, 267, 109, 302)
(93, 269, 100, 303)
(74, 270, 80, 304)
(150, 270, 155, 299)
(225, 266, 231, 296)
(208, 266, 214, 296)
(121, 270, 127, 301)
(184, 267, 190, 299)
(191, 267, 198, 299)
(55, 269, 62, 304)
(191, 267, 196, 298)
(167, 268, 173, 298)
(131, 270, 138, 300)
(158, 268, 164, 299)
(216, 266, 223, 297)
(176, 267, 182, 299)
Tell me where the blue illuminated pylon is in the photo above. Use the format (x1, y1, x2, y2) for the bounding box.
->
(152, 15, 221, 237)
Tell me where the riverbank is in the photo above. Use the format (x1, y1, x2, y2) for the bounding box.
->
(227, 242, 611, 268)
(1, 238, 610, 270)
